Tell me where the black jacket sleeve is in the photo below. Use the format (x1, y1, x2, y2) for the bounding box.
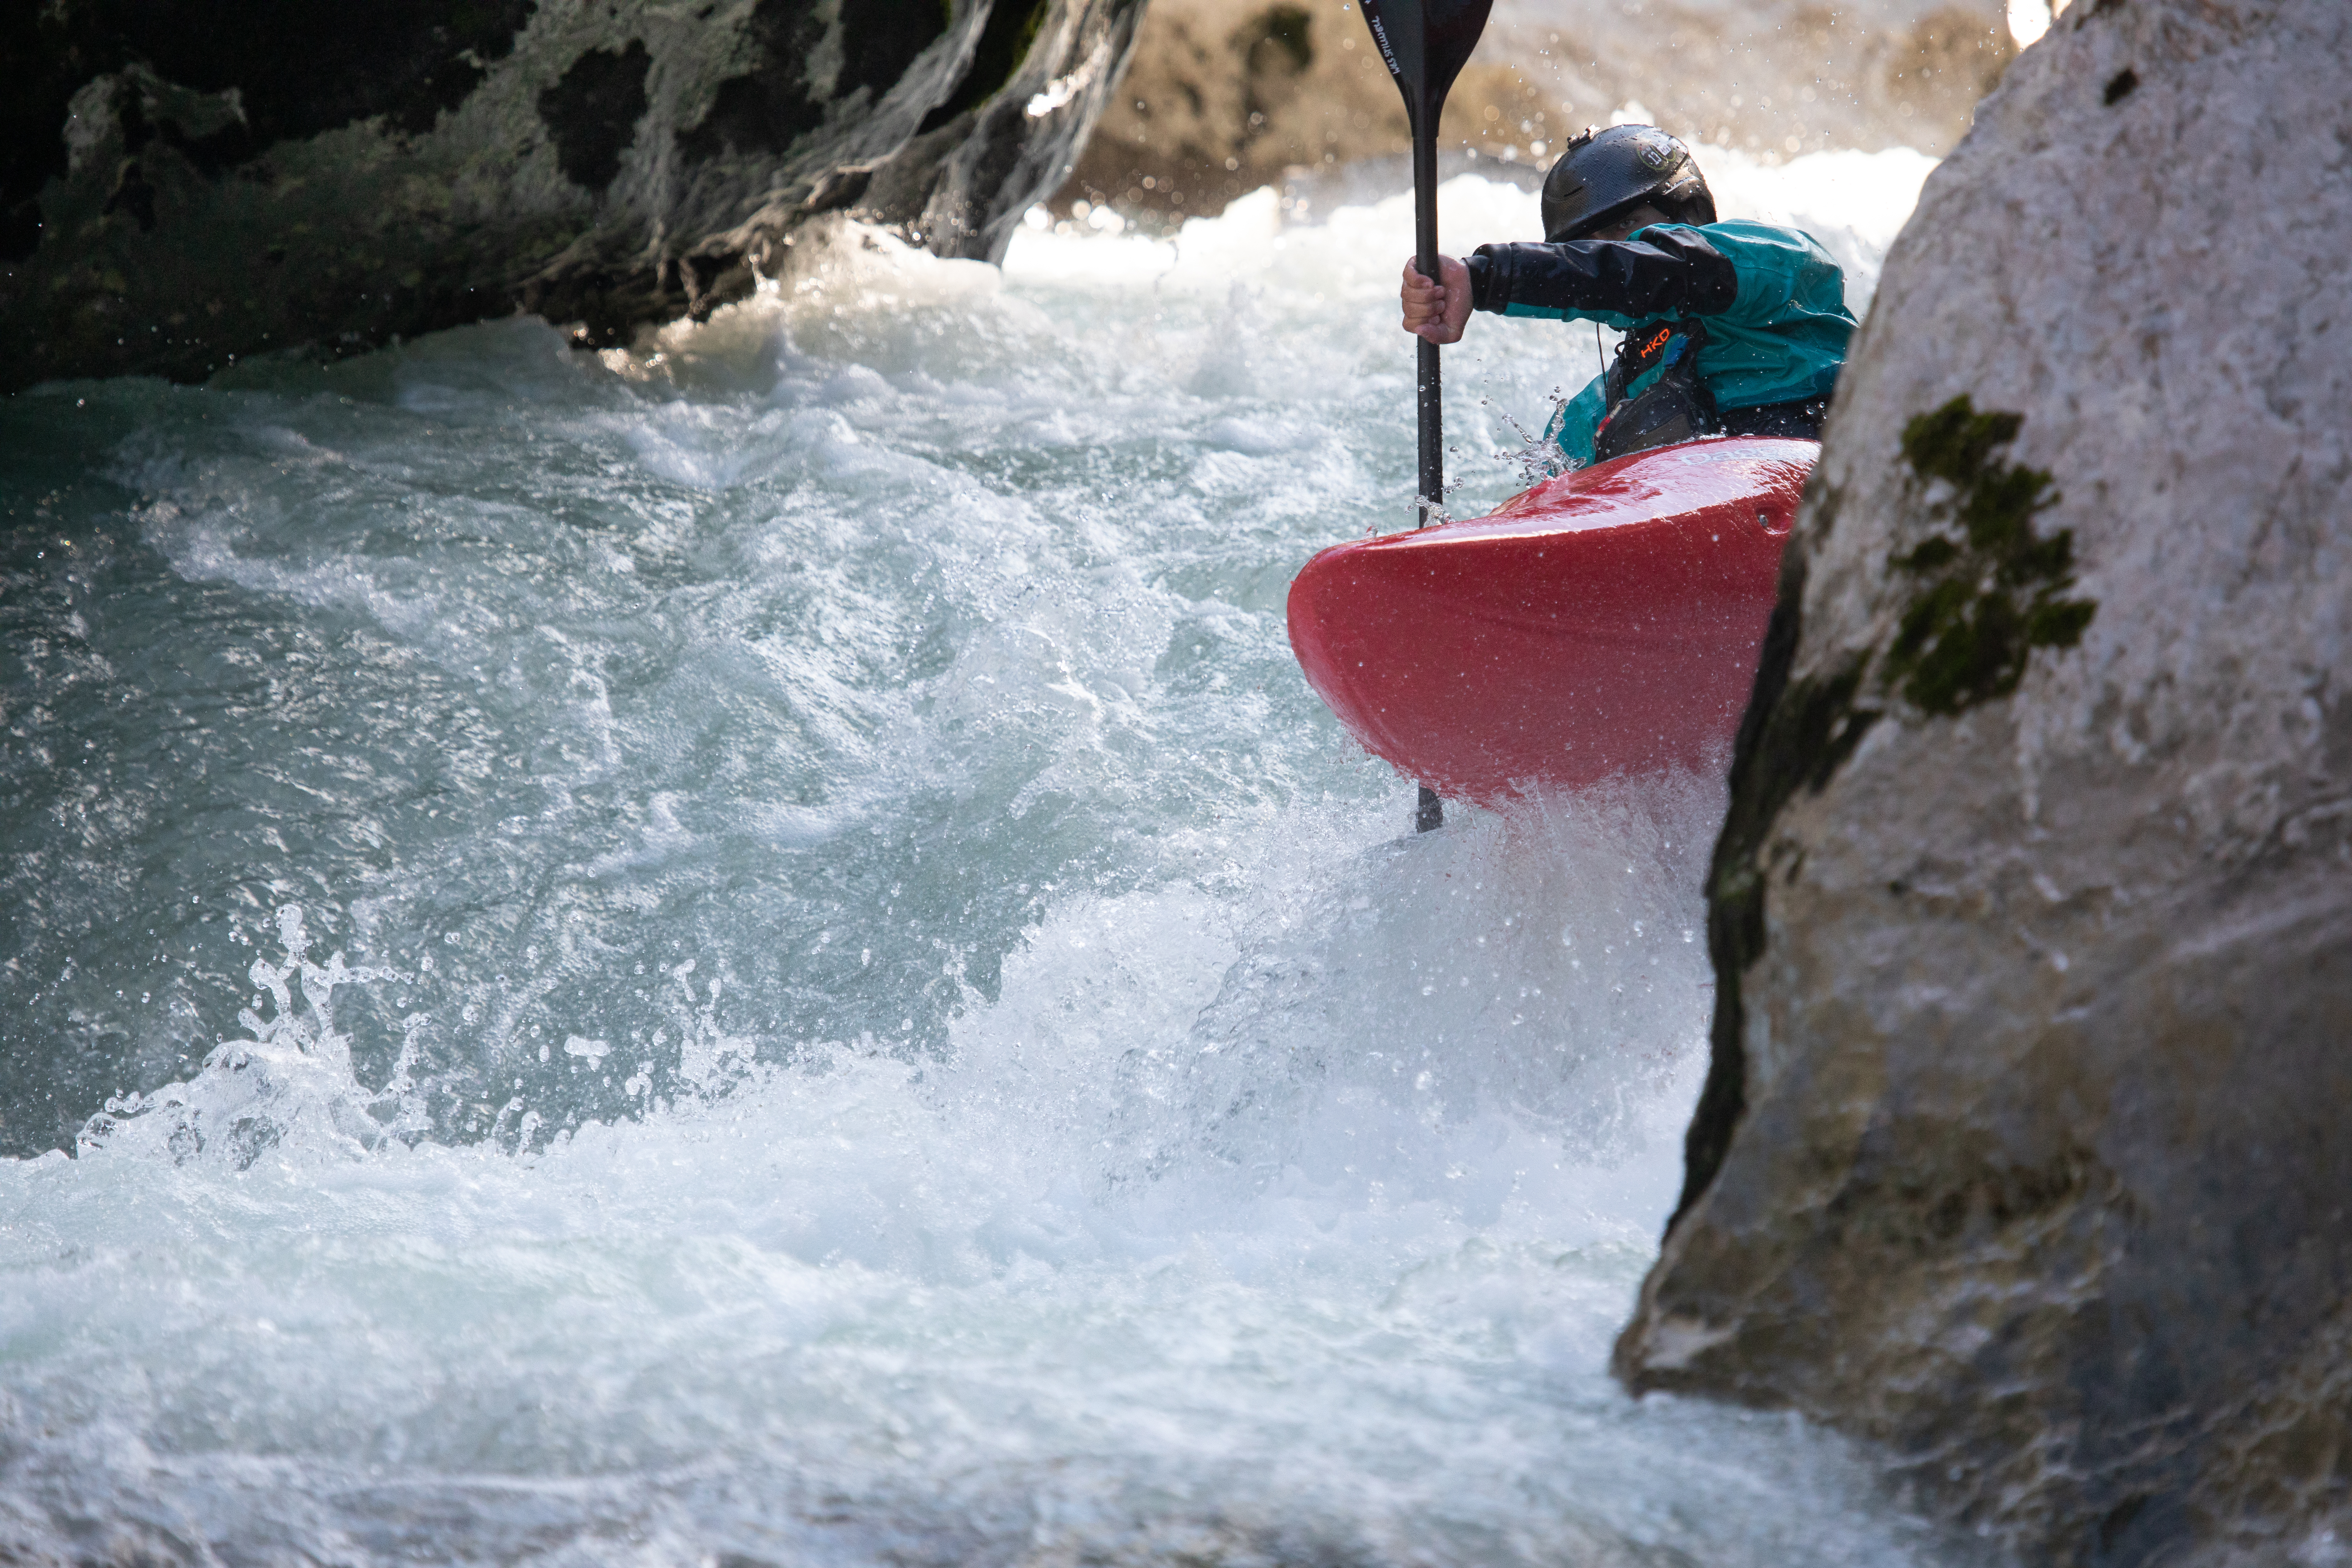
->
(1464, 229, 1739, 318)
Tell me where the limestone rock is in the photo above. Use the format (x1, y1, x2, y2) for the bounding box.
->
(0, 0, 1143, 390)
(1062, 0, 2009, 224)
(1612, 0, 2352, 1560)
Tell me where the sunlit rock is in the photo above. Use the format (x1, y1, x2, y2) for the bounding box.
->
(1613, 0, 2352, 1559)
(0, 0, 1142, 390)
(1063, 0, 2009, 223)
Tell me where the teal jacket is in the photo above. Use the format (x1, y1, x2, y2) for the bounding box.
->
(1465, 219, 1856, 464)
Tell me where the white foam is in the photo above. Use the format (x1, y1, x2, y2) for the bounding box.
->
(7, 785, 1972, 1565)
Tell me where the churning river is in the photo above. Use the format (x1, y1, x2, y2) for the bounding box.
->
(0, 150, 1997, 1565)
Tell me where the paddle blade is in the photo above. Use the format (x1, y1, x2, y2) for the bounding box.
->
(1357, 0, 1494, 124)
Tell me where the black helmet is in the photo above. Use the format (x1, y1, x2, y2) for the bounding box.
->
(1540, 125, 1716, 243)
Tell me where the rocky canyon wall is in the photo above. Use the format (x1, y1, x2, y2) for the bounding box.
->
(1062, 0, 2010, 224)
(1612, 0, 2352, 1562)
(0, 0, 1143, 390)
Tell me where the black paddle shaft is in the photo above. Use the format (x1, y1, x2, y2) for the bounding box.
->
(1359, 0, 1490, 832)
(1357, 0, 1492, 528)
(1414, 149, 1442, 526)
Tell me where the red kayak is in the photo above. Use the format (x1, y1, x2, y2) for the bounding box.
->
(1287, 437, 1813, 805)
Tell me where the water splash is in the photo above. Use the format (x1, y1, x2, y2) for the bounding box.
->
(1100, 782, 1717, 1225)
(1485, 384, 1576, 487)
(77, 905, 424, 1168)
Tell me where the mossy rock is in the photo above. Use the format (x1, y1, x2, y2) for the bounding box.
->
(1882, 396, 2096, 716)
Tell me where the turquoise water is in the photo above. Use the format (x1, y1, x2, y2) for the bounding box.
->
(0, 157, 1994, 1564)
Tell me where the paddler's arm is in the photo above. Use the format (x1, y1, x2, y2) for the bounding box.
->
(1464, 229, 1739, 320)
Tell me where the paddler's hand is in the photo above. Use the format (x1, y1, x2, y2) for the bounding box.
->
(1400, 255, 1471, 345)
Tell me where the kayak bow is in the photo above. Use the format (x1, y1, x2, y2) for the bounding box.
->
(1288, 437, 1813, 805)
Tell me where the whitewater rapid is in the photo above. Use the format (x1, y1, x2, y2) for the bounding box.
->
(0, 151, 1988, 1564)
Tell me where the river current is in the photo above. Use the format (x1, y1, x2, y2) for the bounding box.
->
(0, 151, 1988, 1564)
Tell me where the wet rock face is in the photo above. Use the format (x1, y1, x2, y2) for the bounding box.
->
(0, 0, 1142, 389)
(1613, 0, 2352, 1560)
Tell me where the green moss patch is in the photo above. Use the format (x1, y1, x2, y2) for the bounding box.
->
(1883, 397, 2096, 716)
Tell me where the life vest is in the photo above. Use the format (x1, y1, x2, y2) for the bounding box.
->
(1592, 316, 1718, 463)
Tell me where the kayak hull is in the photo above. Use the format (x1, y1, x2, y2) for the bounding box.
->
(1287, 437, 1814, 804)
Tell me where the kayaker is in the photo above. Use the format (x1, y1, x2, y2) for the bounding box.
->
(1398, 125, 1856, 466)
